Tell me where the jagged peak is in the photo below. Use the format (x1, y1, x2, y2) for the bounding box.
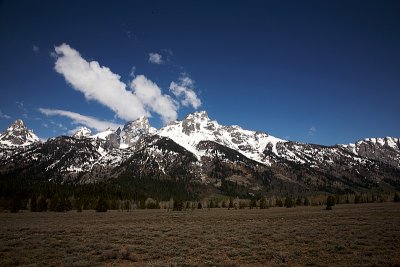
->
(13, 119, 24, 126)
(358, 136, 398, 143)
(355, 136, 399, 150)
(0, 119, 39, 146)
(184, 110, 209, 121)
(6, 119, 26, 130)
(72, 126, 92, 138)
(123, 116, 151, 130)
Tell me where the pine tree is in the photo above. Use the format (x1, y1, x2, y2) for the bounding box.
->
(222, 200, 227, 208)
(394, 193, 400, 202)
(37, 196, 48, 212)
(296, 197, 302, 206)
(249, 199, 257, 209)
(30, 195, 38, 212)
(326, 196, 335, 210)
(354, 195, 361, 204)
(304, 196, 310, 206)
(124, 200, 131, 212)
(228, 198, 234, 209)
(209, 200, 215, 209)
(173, 199, 183, 211)
(49, 196, 60, 211)
(96, 197, 109, 212)
(9, 196, 22, 213)
(284, 196, 294, 208)
(259, 197, 267, 209)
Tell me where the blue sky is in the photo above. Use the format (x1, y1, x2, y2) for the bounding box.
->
(0, 0, 399, 145)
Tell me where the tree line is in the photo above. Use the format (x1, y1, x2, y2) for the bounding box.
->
(1, 185, 398, 213)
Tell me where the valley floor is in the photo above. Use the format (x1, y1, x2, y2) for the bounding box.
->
(0, 203, 399, 266)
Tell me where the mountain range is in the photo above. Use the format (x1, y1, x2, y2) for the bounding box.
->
(1, 112, 399, 197)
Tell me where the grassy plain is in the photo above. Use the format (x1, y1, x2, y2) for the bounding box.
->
(0, 203, 399, 266)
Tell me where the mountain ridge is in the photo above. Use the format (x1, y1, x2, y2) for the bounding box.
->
(1, 112, 399, 197)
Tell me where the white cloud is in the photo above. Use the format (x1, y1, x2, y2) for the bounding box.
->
(0, 110, 11, 119)
(169, 74, 201, 109)
(39, 108, 120, 132)
(53, 43, 179, 124)
(129, 66, 136, 78)
(33, 45, 39, 53)
(54, 43, 148, 121)
(148, 52, 164, 64)
(130, 75, 178, 123)
(308, 126, 317, 136)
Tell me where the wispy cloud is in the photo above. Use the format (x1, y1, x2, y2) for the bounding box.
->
(148, 52, 164, 64)
(308, 126, 317, 136)
(170, 74, 201, 109)
(162, 49, 173, 56)
(53, 43, 179, 123)
(129, 66, 136, 78)
(0, 110, 11, 119)
(32, 45, 39, 53)
(38, 108, 120, 131)
(16, 101, 27, 112)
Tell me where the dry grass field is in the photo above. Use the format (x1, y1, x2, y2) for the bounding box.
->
(1, 203, 400, 266)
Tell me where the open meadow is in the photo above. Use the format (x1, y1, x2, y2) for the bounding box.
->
(1, 203, 400, 266)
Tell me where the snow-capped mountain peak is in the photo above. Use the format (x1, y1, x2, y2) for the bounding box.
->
(0, 119, 40, 146)
(1, 112, 400, 196)
(158, 111, 286, 164)
(340, 136, 400, 168)
(360, 137, 399, 149)
(91, 128, 114, 140)
(120, 116, 156, 148)
(122, 116, 155, 133)
(72, 127, 92, 139)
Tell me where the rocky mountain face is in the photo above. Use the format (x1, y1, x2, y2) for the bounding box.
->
(340, 137, 400, 168)
(0, 119, 39, 146)
(0, 113, 399, 196)
(72, 127, 92, 139)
